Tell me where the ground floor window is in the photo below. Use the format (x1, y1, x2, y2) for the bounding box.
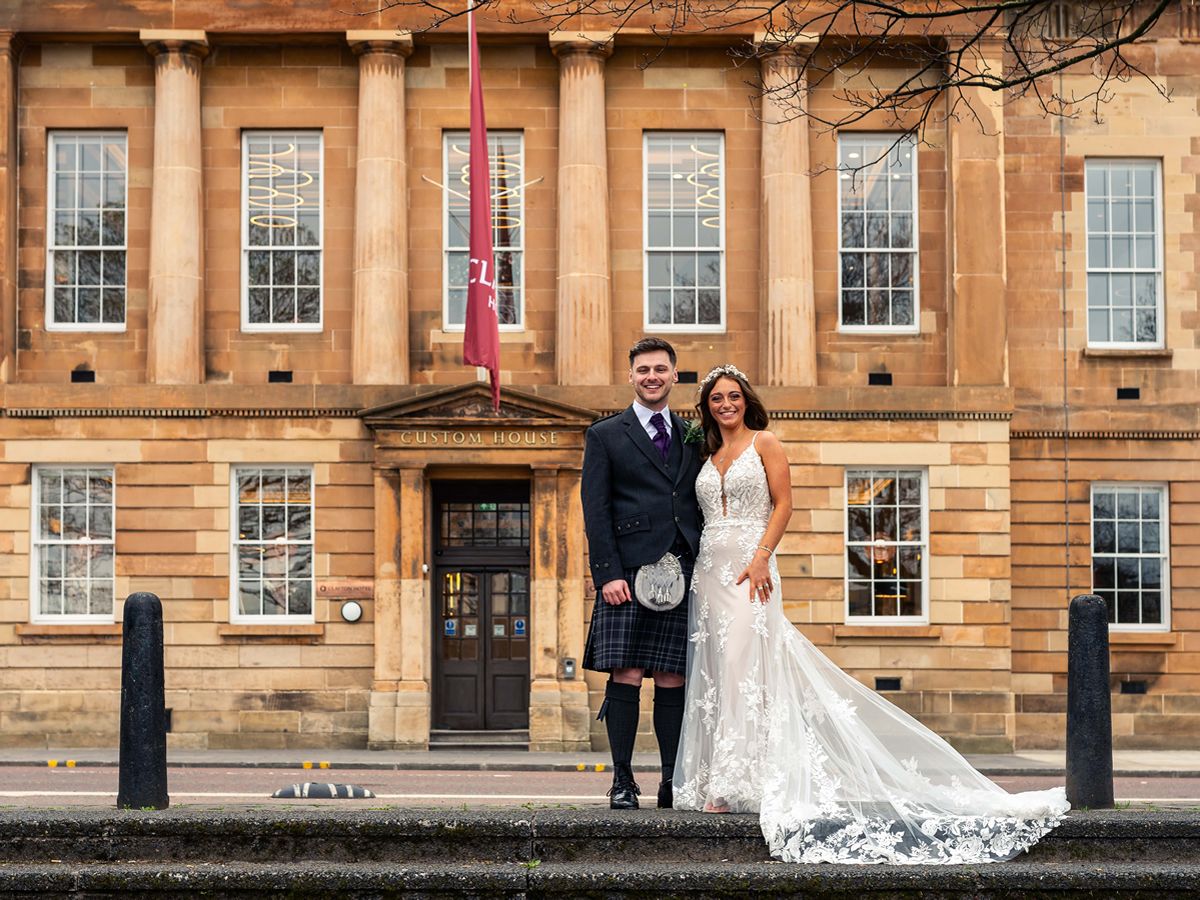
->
(31, 466, 115, 621)
(1091, 483, 1169, 630)
(845, 469, 927, 622)
(231, 467, 314, 622)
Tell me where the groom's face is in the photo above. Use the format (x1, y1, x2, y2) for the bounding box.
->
(629, 350, 678, 409)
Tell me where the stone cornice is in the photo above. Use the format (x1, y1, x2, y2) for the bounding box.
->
(1012, 430, 1200, 441)
(753, 29, 819, 59)
(347, 30, 414, 57)
(549, 31, 615, 59)
(4, 407, 359, 419)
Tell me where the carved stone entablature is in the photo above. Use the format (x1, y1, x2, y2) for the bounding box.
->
(362, 383, 598, 468)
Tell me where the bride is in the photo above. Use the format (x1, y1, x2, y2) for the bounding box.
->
(672, 364, 1069, 864)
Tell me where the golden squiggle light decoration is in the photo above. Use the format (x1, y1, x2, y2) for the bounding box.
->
(449, 142, 524, 234)
(687, 144, 722, 230)
(247, 142, 314, 229)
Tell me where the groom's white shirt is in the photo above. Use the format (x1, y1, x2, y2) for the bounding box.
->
(632, 399, 673, 442)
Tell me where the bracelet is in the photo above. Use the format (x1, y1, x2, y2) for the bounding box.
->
(757, 545, 773, 555)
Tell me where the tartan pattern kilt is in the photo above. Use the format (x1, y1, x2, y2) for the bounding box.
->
(583, 561, 693, 675)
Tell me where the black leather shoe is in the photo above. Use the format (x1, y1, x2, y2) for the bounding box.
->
(657, 779, 673, 810)
(607, 771, 641, 810)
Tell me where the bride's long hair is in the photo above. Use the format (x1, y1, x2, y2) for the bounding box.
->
(695, 366, 769, 460)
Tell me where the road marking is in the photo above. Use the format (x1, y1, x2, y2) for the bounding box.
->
(0, 791, 604, 801)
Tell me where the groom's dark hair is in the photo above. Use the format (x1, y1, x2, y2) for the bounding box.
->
(628, 336, 677, 366)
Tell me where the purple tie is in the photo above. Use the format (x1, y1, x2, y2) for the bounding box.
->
(649, 412, 670, 461)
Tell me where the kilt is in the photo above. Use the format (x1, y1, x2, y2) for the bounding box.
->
(583, 555, 694, 676)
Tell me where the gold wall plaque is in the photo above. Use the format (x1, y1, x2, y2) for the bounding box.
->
(317, 580, 373, 599)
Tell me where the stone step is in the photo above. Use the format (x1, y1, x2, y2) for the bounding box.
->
(2, 860, 1199, 898)
(1, 808, 1196, 866)
(429, 729, 530, 752)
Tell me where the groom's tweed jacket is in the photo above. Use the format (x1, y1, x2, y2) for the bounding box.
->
(581, 405, 703, 588)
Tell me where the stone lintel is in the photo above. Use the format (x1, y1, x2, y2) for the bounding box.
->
(549, 30, 614, 58)
(347, 29, 413, 56)
(140, 29, 209, 57)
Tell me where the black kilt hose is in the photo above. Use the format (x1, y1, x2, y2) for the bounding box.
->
(580, 406, 703, 676)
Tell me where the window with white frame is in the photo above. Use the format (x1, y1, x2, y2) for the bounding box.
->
(644, 132, 724, 330)
(31, 467, 115, 621)
(242, 131, 323, 330)
(1091, 484, 1169, 630)
(47, 132, 128, 329)
(845, 469, 926, 621)
(1085, 160, 1163, 346)
(838, 134, 918, 331)
(232, 467, 314, 621)
(443, 131, 524, 328)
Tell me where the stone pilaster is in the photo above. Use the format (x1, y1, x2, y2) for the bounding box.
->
(529, 467, 563, 749)
(142, 31, 208, 385)
(947, 37, 1008, 386)
(0, 33, 19, 383)
(556, 467, 590, 749)
(551, 33, 613, 386)
(348, 32, 413, 385)
(758, 35, 818, 387)
(368, 464, 430, 749)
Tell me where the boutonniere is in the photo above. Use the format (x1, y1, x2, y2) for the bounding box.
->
(682, 419, 705, 445)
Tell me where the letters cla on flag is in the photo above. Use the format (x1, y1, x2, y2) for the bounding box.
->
(463, 12, 501, 412)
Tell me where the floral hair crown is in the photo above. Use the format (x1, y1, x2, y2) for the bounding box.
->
(699, 364, 749, 392)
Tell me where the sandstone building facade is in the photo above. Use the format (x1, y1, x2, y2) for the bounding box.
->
(0, 2, 1197, 752)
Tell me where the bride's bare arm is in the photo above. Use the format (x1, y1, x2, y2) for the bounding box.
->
(735, 430, 793, 601)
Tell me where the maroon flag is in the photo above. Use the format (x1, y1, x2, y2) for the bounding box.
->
(463, 11, 501, 412)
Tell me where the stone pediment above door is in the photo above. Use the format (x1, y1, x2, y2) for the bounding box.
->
(361, 382, 598, 429)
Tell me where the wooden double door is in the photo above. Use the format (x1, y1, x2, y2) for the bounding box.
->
(432, 482, 531, 731)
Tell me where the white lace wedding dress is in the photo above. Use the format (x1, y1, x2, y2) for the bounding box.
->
(673, 434, 1069, 864)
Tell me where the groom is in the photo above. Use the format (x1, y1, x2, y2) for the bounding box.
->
(581, 336, 703, 809)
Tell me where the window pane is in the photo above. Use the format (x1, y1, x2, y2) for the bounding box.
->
(244, 132, 322, 326)
(35, 466, 114, 619)
(443, 131, 525, 328)
(644, 133, 723, 327)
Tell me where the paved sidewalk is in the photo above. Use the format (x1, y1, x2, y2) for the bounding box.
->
(0, 747, 1197, 776)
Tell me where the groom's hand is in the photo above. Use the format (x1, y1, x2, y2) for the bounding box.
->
(601, 579, 632, 605)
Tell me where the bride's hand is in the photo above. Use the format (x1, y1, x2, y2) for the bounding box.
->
(736, 557, 773, 603)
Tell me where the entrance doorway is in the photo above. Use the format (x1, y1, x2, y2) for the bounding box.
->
(432, 482, 530, 731)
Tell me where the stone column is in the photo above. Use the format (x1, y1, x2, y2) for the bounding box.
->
(551, 33, 613, 386)
(348, 32, 413, 385)
(946, 37, 1007, 386)
(0, 33, 19, 383)
(529, 467, 563, 749)
(368, 464, 430, 749)
(141, 31, 208, 385)
(758, 36, 818, 386)
(556, 467, 590, 750)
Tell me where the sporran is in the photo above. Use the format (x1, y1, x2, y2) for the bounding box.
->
(634, 553, 685, 612)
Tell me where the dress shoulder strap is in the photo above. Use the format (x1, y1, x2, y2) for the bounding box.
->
(750, 431, 760, 450)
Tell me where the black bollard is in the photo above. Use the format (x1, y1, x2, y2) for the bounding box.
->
(1065, 593, 1114, 809)
(117, 592, 169, 810)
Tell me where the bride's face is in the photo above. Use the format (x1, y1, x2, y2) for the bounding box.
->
(707, 377, 746, 430)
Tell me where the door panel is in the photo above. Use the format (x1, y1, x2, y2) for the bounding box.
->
(434, 566, 530, 730)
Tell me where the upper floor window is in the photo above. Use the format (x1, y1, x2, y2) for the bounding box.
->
(838, 134, 918, 332)
(644, 132, 725, 331)
(242, 131, 322, 331)
(1085, 160, 1162, 347)
(46, 132, 127, 331)
(443, 131, 524, 330)
(231, 467, 314, 622)
(31, 466, 115, 622)
(845, 469, 927, 622)
(1092, 484, 1169, 631)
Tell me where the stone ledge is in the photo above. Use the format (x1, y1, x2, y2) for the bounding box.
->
(217, 624, 324, 644)
(1109, 631, 1180, 647)
(1081, 347, 1173, 360)
(834, 625, 943, 639)
(14, 623, 121, 644)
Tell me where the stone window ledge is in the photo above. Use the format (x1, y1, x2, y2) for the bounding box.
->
(218, 623, 324, 644)
(834, 625, 943, 640)
(1108, 631, 1179, 647)
(15, 623, 122, 644)
(1082, 347, 1173, 360)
